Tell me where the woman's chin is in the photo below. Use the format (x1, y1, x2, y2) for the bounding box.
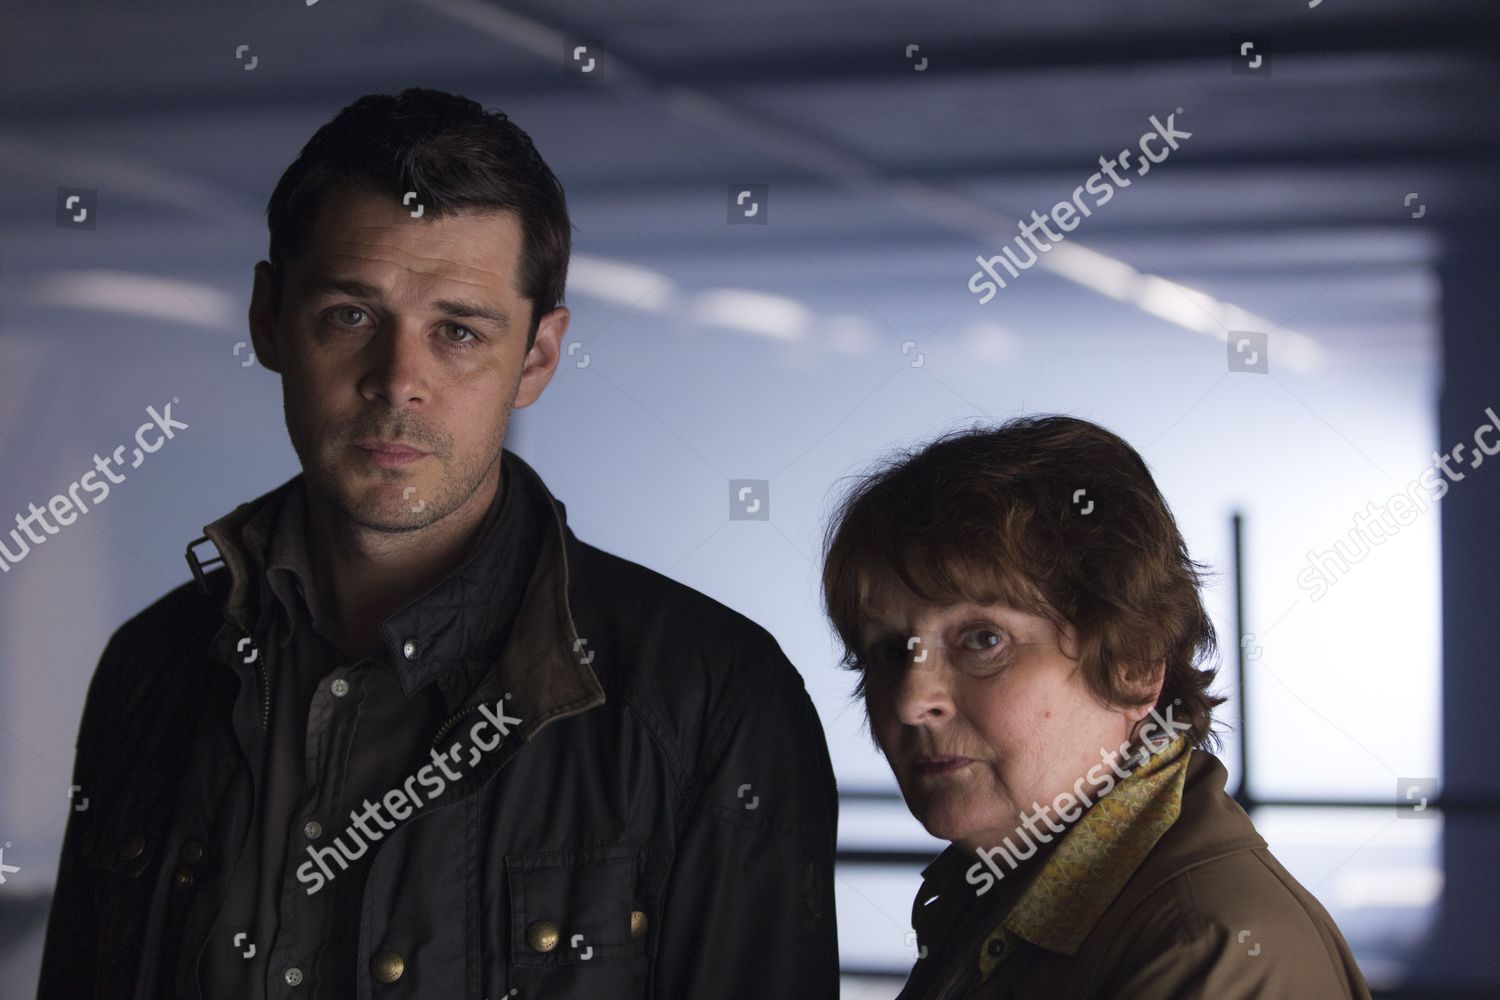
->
(919, 815, 968, 844)
(909, 794, 1010, 847)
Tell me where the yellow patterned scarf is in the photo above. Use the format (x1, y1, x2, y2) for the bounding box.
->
(977, 733, 1192, 980)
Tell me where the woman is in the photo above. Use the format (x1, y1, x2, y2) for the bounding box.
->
(821, 415, 1371, 999)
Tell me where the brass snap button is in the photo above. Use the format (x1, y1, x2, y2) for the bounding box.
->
(370, 948, 405, 983)
(526, 919, 560, 953)
(630, 909, 648, 942)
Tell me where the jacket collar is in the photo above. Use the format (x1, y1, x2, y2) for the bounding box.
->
(186, 450, 605, 736)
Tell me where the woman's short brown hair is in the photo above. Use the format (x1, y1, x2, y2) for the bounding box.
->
(820, 414, 1224, 749)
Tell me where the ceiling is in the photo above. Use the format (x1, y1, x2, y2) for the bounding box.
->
(0, 0, 1496, 361)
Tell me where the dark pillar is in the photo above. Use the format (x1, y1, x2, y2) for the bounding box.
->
(1419, 229, 1500, 991)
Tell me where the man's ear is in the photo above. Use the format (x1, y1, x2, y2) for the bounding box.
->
(514, 304, 568, 409)
(248, 260, 285, 375)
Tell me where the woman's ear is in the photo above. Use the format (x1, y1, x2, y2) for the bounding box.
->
(1122, 659, 1167, 724)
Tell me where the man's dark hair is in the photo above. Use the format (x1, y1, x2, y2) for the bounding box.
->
(264, 87, 572, 351)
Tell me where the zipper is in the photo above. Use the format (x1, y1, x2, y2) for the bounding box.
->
(257, 658, 270, 731)
(234, 623, 270, 732)
(431, 702, 483, 750)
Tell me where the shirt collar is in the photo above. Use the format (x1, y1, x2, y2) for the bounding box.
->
(191, 450, 602, 718)
(261, 459, 513, 656)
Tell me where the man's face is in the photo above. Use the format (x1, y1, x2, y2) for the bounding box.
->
(248, 182, 565, 531)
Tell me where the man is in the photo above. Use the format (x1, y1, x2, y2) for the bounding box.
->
(38, 88, 839, 999)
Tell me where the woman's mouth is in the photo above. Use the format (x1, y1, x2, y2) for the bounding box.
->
(914, 755, 976, 776)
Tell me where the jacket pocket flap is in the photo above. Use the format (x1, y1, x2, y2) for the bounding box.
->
(506, 844, 644, 967)
(77, 767, 174, 878)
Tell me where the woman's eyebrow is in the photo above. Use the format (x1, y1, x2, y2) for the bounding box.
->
(862, 604, 1025, 643)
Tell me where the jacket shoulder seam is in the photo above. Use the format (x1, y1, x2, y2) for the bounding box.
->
(621, 691, 688, 798)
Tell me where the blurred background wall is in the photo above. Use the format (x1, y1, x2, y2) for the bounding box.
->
(1, 0, 1496, 996)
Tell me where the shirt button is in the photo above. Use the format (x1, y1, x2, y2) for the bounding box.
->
(331, 678, 350, 697)
(283, 966, 304, 986)
(402, 638, 420, 661)
(117, 833, 146, 862)
(303, 820, 323, 840)
(370, 949, 406, 984)
(526, 919, 560, 953)
(179, 839, 204, 865)
(173, 868, 194, 890)
(630, 909, 648, 942)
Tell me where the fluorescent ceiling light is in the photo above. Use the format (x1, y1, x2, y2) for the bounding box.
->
(690, 288, 810, 340)
(29, 270, 237, 329)
(567, 254, 678, 312)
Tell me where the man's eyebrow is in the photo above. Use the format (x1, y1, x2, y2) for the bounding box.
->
(432, 297, 511, 329)
(304, 277, 511, 329)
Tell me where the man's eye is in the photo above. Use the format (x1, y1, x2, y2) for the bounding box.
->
(441, 323, 478, 344)
(328, 306, 368, 327)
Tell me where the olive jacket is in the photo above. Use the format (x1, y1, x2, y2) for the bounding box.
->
(899, 742, 1372, 999)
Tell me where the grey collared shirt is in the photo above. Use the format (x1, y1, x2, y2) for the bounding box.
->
(201, 456, 540, 997)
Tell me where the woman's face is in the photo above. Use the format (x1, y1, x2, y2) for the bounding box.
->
(861, 576, 1156, 852)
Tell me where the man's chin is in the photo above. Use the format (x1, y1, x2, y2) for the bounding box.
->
(311, 471, 435, 529)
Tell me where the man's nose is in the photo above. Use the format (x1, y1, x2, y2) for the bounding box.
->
(362, 322, 430, 406)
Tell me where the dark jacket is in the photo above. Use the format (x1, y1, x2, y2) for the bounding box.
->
(37, 451, 840, 998)
(902, 747, 1370, 999)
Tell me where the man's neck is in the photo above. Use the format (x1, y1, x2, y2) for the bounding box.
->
(304, 463, 504, 659)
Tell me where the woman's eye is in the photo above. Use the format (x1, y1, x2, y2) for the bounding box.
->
(960, 628, 1003, 651)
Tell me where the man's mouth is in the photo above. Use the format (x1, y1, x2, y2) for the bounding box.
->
(353, 440, 429, 467)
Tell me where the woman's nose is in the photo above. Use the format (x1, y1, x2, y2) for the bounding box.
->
(891, 649, 954, 726)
